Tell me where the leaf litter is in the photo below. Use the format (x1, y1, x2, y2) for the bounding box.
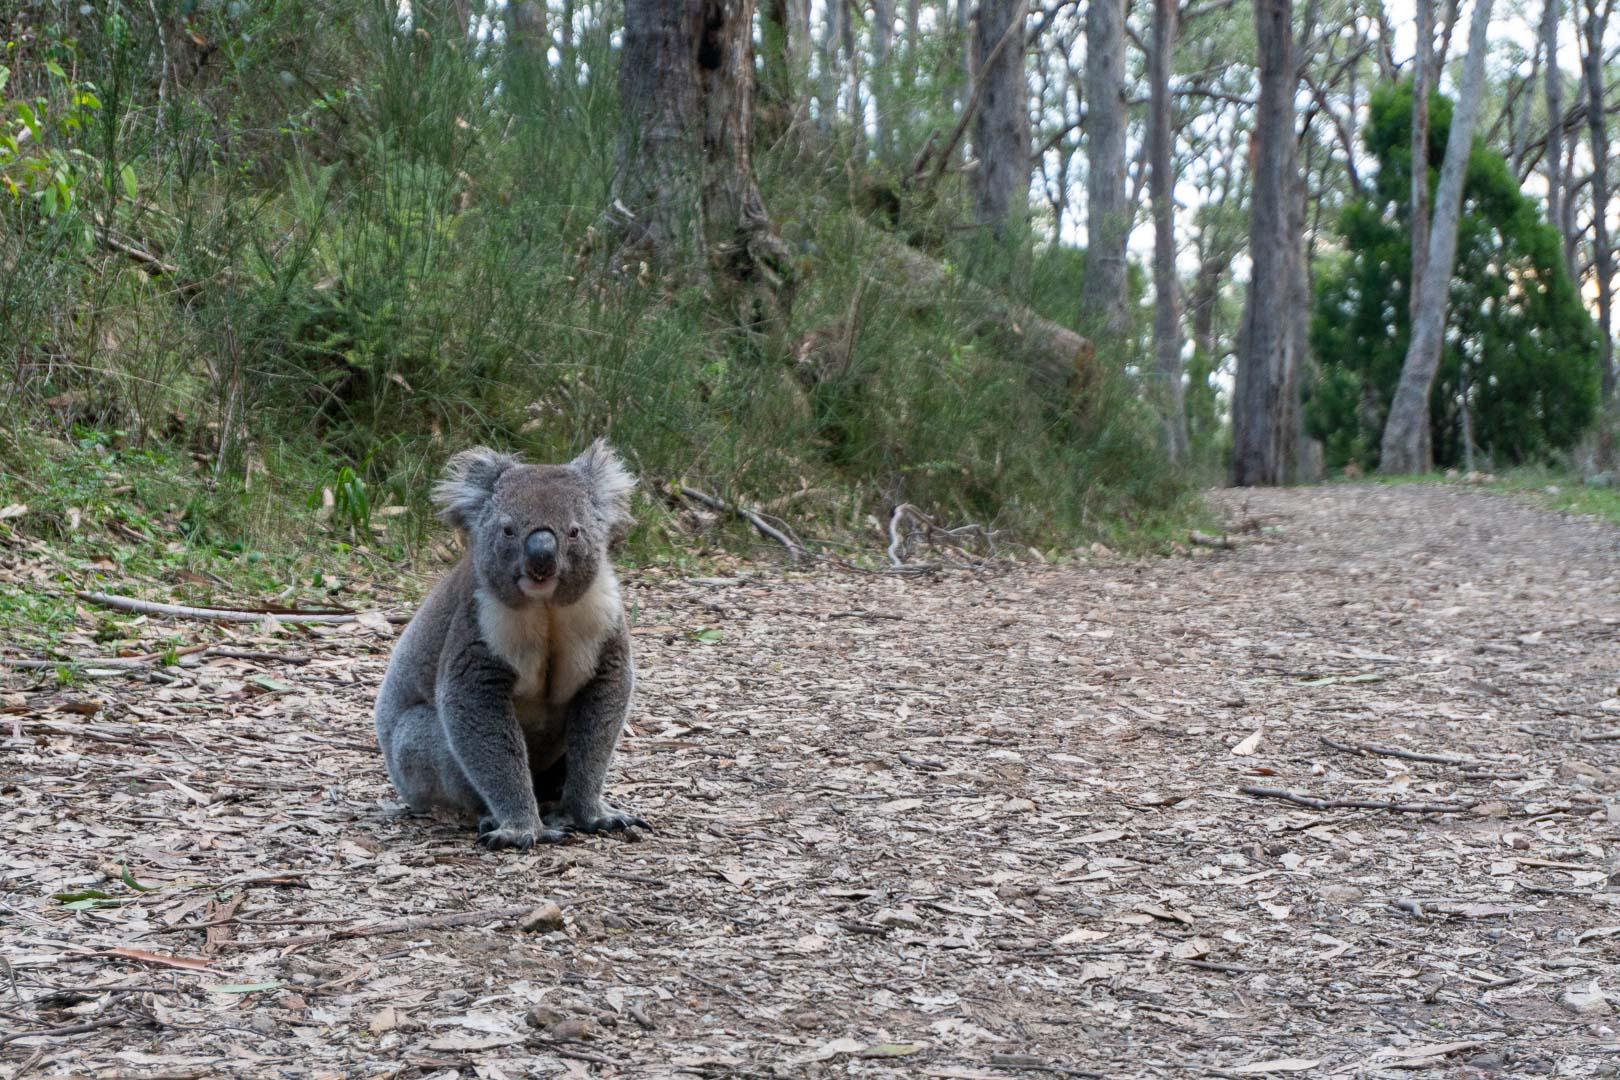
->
(1, 484, 1619, 1076)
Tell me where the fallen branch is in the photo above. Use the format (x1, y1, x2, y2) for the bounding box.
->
(887, 503, 995, 567)
(855, 217, 1092, 388)
(1319, 736, 1487, 769)
(678, 487, 804, 562)
(77, 591, 394, 625)
(2, 658, 151, 678)
(0, 1014, 136, 1047)
(3, 644, 311, 675)
(224, 903, 536, 950)
(1239, 785, 1477, 815)
(529, 1039, 626, 1068)
(1580, 729, 1620, 742)
(1188, 530, 1234, 550)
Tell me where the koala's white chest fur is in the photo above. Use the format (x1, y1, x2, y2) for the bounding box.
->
(475, 569, 622, 714)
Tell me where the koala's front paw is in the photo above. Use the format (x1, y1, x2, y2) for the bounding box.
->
(549, 804, 649, 835)
(476, 817, 569, 850)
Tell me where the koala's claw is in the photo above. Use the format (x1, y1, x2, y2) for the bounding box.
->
(575, 807, 650, 835)
(476, 820, 569, 850)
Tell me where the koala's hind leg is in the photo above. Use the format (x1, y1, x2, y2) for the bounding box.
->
(378, 703, 484, 819)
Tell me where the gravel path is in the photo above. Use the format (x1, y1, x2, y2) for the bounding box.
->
(3, 484, 1618, 1078)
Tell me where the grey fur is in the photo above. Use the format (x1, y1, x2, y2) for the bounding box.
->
(376, 441, 644, 849)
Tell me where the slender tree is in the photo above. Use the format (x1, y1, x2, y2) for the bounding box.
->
(1582, 0, 1616, 401)
(873, 0, 897, 159)
(1410, 0, 1433, 324)
(1380, 0, 1498, 472)
(1080, 0, 1130, 337)
(1231, 0, 1302, 485)
(1542, 0, 1574, 280)
(1150, 0, 1188, 462)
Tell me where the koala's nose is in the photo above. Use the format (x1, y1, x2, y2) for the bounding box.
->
(524, 528, 558, 579)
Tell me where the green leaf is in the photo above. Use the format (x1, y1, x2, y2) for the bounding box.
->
(860, 1043, 925, 1058)
(120, 864, 157, 892)
(44, 60, 65, 79)
(16, 100, 39, 136)
(1298, 672, 1384, 687)
(251, 675, 294, 693)
(119, 162, 137, 200)
(692, 628, 724, 645)
(205, 981, 282, 994)
(54, 889, 116, 903)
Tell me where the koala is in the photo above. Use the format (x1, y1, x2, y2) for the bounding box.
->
(374, 440, 645, 849)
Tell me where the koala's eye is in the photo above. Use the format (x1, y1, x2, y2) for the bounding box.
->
(502, 524, 515, 538)
(567, 525, 582, 540)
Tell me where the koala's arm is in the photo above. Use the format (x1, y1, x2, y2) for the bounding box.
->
(436, 635, 556, 847)
(557, 627, 642, 831)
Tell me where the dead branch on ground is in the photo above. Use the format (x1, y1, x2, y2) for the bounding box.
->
(677, 487, 805, 562)
(224, 904, 539, 951)
(887, 503, 995, 567)
(1319, 737, 1483, 769)
(77, 591, 401, 625)
(1188, 530, 1234, 550)
(1239, 785, 1477, 815)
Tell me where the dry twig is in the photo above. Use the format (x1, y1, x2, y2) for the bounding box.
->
(224, 904, 537, 950)
(886, 503, 994, 567)
(1239, 785, 1477, 814)
(77, 591, 392, 625)
(1319, 736, 1485, 769)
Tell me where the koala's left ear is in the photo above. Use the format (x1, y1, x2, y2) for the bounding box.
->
(571, 439, 636, 539)
(433, 447, 520, 531)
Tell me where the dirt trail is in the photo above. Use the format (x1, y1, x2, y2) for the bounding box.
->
(3, 484, 1619, 1078)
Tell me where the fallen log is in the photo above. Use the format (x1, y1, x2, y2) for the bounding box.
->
(857, 219, 1093, 389)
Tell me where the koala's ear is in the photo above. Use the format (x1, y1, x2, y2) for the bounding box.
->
(432, 447, 519, 531)
(571, 438, 636, 537)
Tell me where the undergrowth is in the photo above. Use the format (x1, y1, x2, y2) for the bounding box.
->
(0, 1, 1198, 634)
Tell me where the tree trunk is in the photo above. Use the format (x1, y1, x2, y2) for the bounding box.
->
(505, 0, 548, 93)
(1543, 0, 1571, 280)
(614, 0, 791, 311)
(873, 0, 896, 160)
(971, 0, 1030, 236)
(1380, 0, 1497, 474)
(1287, 167, 1323, 482)
(1583, 0, 1615, 401)
(1231, 0, 1301, 487)
(1080, 0, 1130, 338)
(1149, 0, 1188, 463)
(841, 0, 864, 155)
(1190, 252, 1227, 362)
(1410, 0, 1432, 325)
(761, 0, 793, 117)
(904, 0, 923, 92)
(816, 0, 842, 130)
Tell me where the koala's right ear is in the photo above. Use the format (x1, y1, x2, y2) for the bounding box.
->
(432, 447, 519, 531)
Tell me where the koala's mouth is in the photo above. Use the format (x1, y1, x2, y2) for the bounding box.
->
(516, 572, 557, 598)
